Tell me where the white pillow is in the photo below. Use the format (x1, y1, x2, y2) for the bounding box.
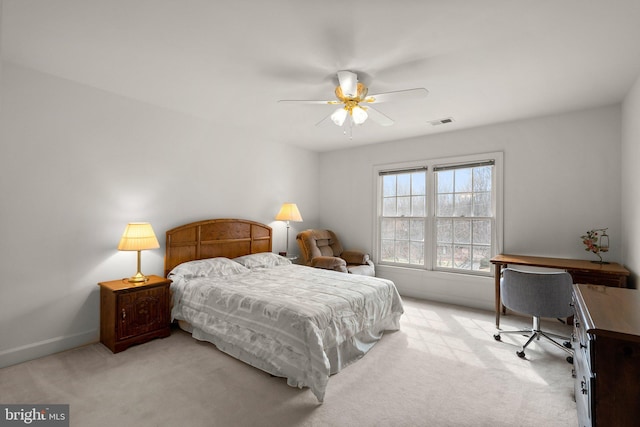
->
(168, 257, 249, 279)
(233, 252, 292, 269)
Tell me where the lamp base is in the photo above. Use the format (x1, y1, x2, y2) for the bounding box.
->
(127, 272, 147, 283)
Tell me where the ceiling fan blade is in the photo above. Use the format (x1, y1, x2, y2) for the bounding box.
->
(315, 111, 335, 127)
(366, 106, 394, 127)
(364, 88, 428, 104)
(337, 70, 358, 98)
(278, 99, 339, 105)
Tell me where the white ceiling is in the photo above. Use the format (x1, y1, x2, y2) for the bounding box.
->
(3, 0, 640, 152)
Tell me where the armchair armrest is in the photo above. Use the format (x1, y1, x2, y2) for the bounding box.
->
(341, 250, 370, 265)
(311, 256, 348, 273)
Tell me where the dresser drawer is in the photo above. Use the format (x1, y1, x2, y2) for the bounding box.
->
(574, 342, 594, 427)
(573, 295, 593, 370)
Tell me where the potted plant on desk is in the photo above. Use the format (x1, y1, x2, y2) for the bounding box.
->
(581, 228, 610, 264)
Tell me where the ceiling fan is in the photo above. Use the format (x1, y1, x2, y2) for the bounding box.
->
(278, 70, 428, 128)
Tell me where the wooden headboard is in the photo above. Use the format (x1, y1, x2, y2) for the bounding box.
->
(164, 218, 272, 277)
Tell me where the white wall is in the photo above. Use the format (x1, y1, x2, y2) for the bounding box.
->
(0, 62, 320, 367)
(0, 57, 631, 368)
(319, 105, 622, 310)
(622, 74, 640, 287)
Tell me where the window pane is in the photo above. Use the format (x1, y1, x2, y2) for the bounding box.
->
(383, 198, 397, 216)
(410, 219, 424, 242)
(381, 218, 395, 239)
(383, 175, 396, 197)
(473, 166, 492, 192)
(412, 171, 426, 195)
(410, 241, 424, 265)
(437, 170, 454, 193)
(436, 244, 452, 268)
(395, 240, 410, 263)
(381, 239, 395, 262)
(472, 246, 491, 271)
(437, 194, 454, 216)
(472, 219, 491, 245)
(437, 219, 452, 243)
(473, 192, 491, 216)
(454, 193, 472, 217)
(397, 196, 411, 216)
(454, 245, 471, 269)
(412, 196, 425, 216)
(454, 169, 472, 192)
(454, 220, 471, 244)
(397, 174, 411, 196)
(395, 219, 410, 240)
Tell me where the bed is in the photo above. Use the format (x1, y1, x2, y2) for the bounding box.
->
(165, 218, 404, 402)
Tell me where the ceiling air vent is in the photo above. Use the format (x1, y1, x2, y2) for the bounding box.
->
(429, 117, 454, 126)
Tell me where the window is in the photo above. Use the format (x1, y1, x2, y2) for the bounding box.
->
(380, 168, 427, 265)
(434, 161, 494, 273)
(376, 154, 502, 276)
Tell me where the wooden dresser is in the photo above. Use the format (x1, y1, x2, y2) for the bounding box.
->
(572, 284, 640, 427)
(98, 275, 171, 353)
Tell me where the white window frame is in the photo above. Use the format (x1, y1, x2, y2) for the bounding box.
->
(374, 152, 503, 276)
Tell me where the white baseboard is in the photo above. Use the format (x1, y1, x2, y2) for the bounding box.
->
(377, 265, 495, 312)
(0, 329, 99, 369)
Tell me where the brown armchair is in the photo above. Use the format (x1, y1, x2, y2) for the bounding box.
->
(296, 229, 375, 276)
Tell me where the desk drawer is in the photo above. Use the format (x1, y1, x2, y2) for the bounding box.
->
(569, 270, 626, 287)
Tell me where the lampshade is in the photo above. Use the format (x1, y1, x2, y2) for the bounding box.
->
(118, 222, 159, 283)
(275, 203, 303, 222)
(118, 222, 160, 251)
(331, 108, 348, 126)
(351, 106, 368, 125)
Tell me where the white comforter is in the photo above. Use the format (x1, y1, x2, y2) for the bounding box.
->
(170, 264, 403, 402)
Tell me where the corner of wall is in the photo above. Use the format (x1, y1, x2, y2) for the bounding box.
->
(621, 73, 640, 287)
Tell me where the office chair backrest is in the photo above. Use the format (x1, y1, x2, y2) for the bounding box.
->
(501, 268, 574, 319)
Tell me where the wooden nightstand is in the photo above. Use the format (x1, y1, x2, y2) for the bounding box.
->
(98, 275, 171, 353)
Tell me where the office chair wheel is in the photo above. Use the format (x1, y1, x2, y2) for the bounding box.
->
(516, 350, 526, 358)
(563, 341, 572, 349)
(493, 334, 501, 341)
(566, 356, 573, 364)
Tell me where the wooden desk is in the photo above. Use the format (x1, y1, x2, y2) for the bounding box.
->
(490, 254, 629, 328)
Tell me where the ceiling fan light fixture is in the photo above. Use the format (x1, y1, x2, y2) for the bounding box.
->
(351, 106, 368, 125)
(331, 108, 348, 126)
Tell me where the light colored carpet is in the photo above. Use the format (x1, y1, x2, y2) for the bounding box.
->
(0, 298, 577, 426)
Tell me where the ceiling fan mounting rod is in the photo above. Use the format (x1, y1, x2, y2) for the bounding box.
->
(335, 82, 368, 102)
(344, 100, 363, 114)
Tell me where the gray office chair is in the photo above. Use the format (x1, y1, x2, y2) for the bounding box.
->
(493, 268, 574, 360)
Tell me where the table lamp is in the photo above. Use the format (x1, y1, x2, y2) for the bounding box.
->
(118, 222, 160, 283)
(275, 203, 303, 256)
